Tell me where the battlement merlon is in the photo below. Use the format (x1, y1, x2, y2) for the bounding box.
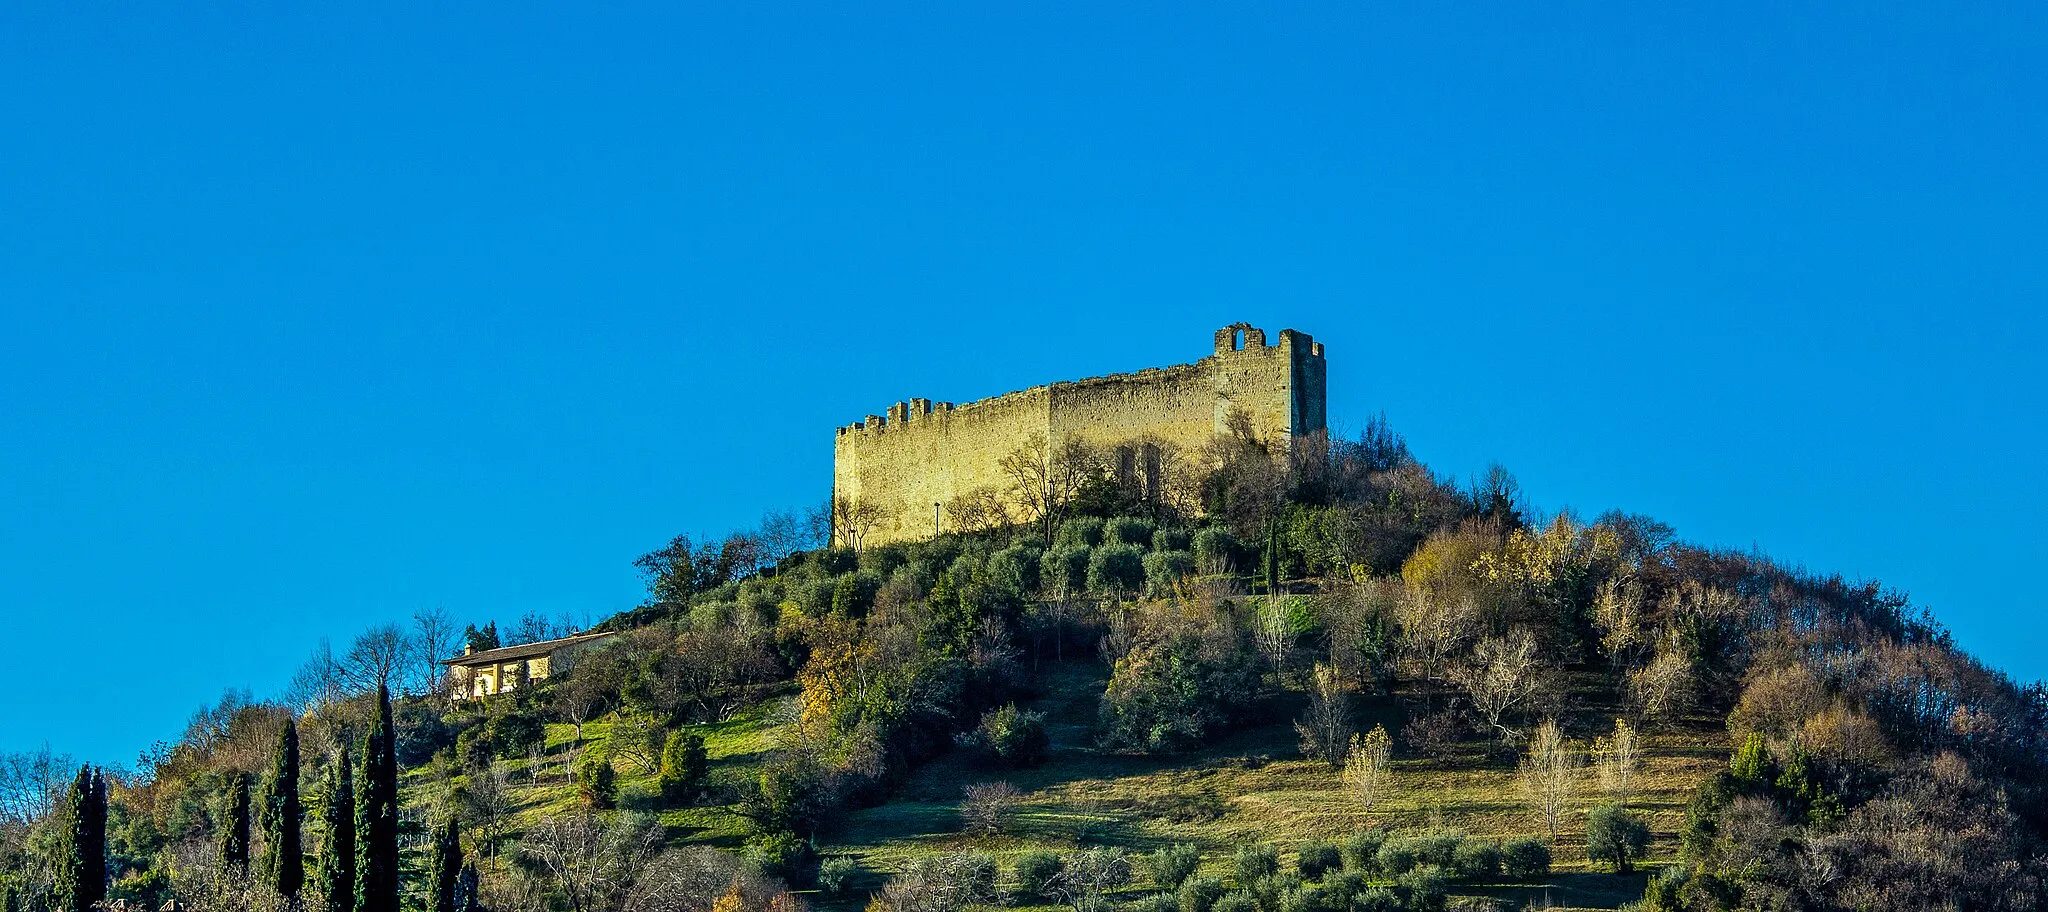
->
(836, 324, 1326, 438)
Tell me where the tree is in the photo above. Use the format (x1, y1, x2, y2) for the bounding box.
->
(1453, 629, 1546, 744)
(355, 685, 400, 912)
(219, 771, 252, 872)
(1593, 718, 1642, 808)
(342, 625, 410, 696)
(958, 782, 1022, 837)
(657, 732, 707, 804)
(999, 433, 1097, 544)
(427, 818, 463, 912)
(830, 496, 889, 552)
(1584, 804, 1649, 873)
(258, 719, 303, 898)
(413, 607, 459, 698)
(1295, 662, 1354, 766)
(53, 765, 106, 912)
(1045, 848, 1132, 911)
(1516, 719, 1581, 841)
(462, 623, 501, 654)
(578, 752, 617, 810)
(1342, 726, 1395, 816)
(515, 810, 666, 912)
(314, 747, 356, 912)
(457, 764, 512, 859)
(0, 746, 74, 827)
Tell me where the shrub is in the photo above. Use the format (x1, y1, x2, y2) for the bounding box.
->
(488, 709, 547, 759)
(657, 731, 707, 804)
(1323, 871, 1366, 903)
(1105, 516, 1157, 549)
(1282, 881, 1346, 912)
(1395, 868, 1448, 912)
(1192, 527, 1245, 572)
(1501, 838, 1552, 881)
(1374, 839, 1418, 877)
(1176, 875, 1225, 912)
(1586, 804, 1651, 873)
(959, 782, 1022, 836)
(1143, 550, 1197, 596)
(745, 831, 809, 881)
(1451, 839, 1502, 881)
(960, 704, 1049, 769)
(1246, 873, 1301, 910)
(1295, 840, 1341, 880)
(1089, 544, 1147, 595)
(987, 544, 1042, 597)
(1057, 516, 1107, 549)
(1155, 527, 1193, 552)
(1148, 843, 1201, 891)
(1411, 833, 1461, 868)
(1233, 843, 1280, 883)
(1049, 545, 1092, 596)
(1015, 851, 1064, 902)
(393, 702, 458, 767)
(1129, 894, 1180, 912)
(1211, 892, 1258, 912)
(817, 856, 859, 894)
(577, 753, 616, 809)
(1350, 887, 1401, 912)
(1343, 828, 1388, 874)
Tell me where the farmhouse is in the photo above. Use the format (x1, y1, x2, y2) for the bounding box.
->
(443, 630, 617, 700)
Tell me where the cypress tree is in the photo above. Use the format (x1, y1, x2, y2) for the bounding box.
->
(356, 684, 400, 912)
(219, 771, 252, 872)
(259, 718, 304, 898)
(455, 861, 480, 912)
(426, 818, 463, 912)
(54, 766, 106, 912)
(314, 748, 357, 912)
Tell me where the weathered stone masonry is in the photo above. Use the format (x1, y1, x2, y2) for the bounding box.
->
(833, 323, 1327, 546)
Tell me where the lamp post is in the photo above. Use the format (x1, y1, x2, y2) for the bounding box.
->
(934, 502, 941, 537)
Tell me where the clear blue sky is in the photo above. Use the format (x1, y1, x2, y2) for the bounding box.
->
(3, 3, 2043, 766)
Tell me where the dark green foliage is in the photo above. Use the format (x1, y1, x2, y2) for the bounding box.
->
(1349, 887, 1400, 912)
(258, 719, 303, 897)
(1586, 804, 1651, 874)
(960, 704, 1049, 769)
(1014, 850, 1064, 902)
(314, 748, 356, 912)
(745, 831, 809, 881)
(427, 818, 463, 912)
(1143, 550, 1196, 596)
(577, 753, 617, 809)
(1175, 875, 1225, 912)
(1097, 611, 1261, 754)
(54, 766, 107, 912)
(462, 622, 499, 653)
(817, 856, 859, 894)
(356, 685, 400, 912)
(1394, 867, 1448, 912)
(1295, 839, 1340, 880)
(1500, 838, 1551, 881)
(1105, 516, 1156, 549)
(1146, 843, 1200, 891)
(748, 754, 838, 837)
(1342, 828, 1387, 874)
(1410, 833, 1460, 869)
(1088, 543, 1146, 595)
(1191, 527, 1244, 573)
(1048, 545, 1091, 596)
(986, 544, 1041, 597)
(658, 731, 708, 804)
(1155, 527, 1193, 552)
(1056, 516, 1106, 550)
(393, 701, 458, 766)
(218, 772, 252, 872)
(1451, 839, 1502, 881)
(1374, 839, 1417, 877)
(1210, 892, 1257, 912)
(1232, 842, 1279, 883)
(455, 862, 481, 912)
(485, 708, 546, 759)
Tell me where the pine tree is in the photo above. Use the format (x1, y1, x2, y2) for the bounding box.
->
(259, 718, 304, 898)
(426, 818, 464, 912)
(657, 731, 708, 803)
(314, 747, 358, 912)
(356, 684, 401, 912)
(219, 771, 252, 872)
(54, 766, 106, 912)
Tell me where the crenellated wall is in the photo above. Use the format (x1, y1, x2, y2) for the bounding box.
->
(832, 323, 1327, 546)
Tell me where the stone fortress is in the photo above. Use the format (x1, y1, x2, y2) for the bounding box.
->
(833, 323, 1327, 546)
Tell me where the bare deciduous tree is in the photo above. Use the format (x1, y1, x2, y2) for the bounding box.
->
(944, 487, 1014, 536)
(0, 746, 73, 827)
(412, 607, 458, 698)
(1517, 719, 1582, 841)
(515, 810, 664, 912)
(998, 433, 1097, 544)
(1595, 718, 1643, 808)
(1047, 847, 1133, 911)
(1454, 629, 1547, 744)
(1342, 725, 1395, 816)
(1628, 639, 1696, 725)
(340, 625, 409, 695)
(958, 781, 1022, 837)
(831, 495, 888, 552)
(870, 852, 1001, 912)
(1294, 663, 1354, 766)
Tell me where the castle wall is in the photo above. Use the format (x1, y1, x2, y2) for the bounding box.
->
(833, 324, 1327, 547)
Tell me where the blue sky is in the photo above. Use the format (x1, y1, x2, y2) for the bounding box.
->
(2, 3, 2043, 766)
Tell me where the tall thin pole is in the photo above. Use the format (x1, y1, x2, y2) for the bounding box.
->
(933, 502, 941, 537)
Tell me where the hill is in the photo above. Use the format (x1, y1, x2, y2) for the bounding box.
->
(4, 419, 2044, 912)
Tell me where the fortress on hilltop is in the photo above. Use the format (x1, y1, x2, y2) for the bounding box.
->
(832, 323, 1327, 546)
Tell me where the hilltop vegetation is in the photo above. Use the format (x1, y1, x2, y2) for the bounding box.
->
(3, 415, 2044, 911)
